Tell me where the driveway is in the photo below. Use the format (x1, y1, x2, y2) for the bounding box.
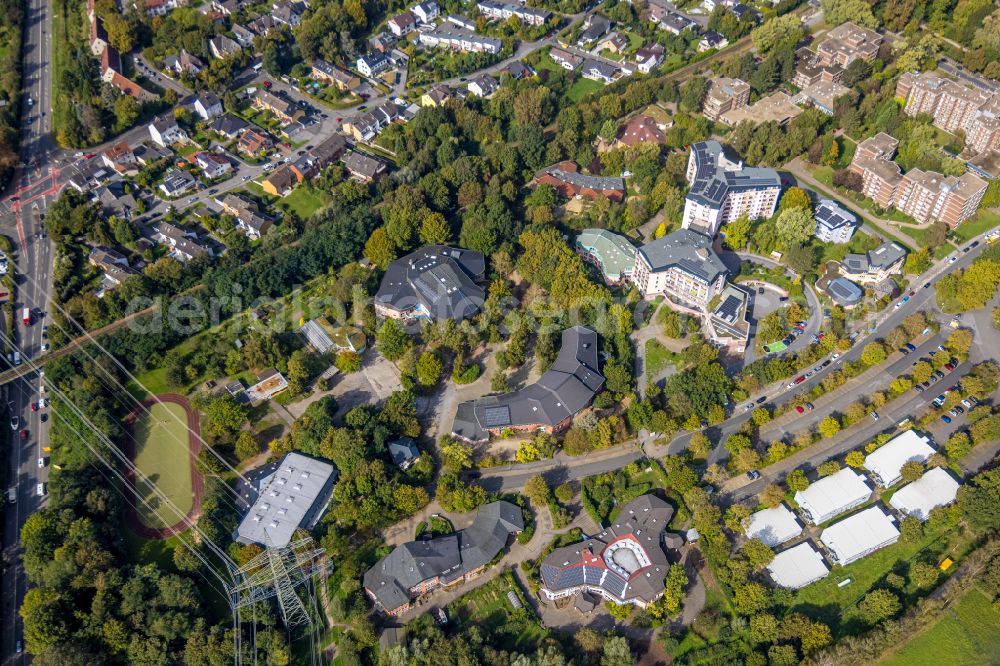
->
(285, 351, 401, 419)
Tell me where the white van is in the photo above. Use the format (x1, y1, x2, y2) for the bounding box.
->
(36, 482, 45, 497)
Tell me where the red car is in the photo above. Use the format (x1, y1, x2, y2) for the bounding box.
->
(30, 402, 38, 412)
(795, 405, 805, 414)
(262, 80, 272, 89)
(794, 376, 806, 385)
(20, 430, 27, 440)
(944, 363, 955, 371)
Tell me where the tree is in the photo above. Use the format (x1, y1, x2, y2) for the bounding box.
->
(857, 589, 901, 625)
(419, 212, 451, 245)
(768, 645, 798, 666)
(415, 351, 443, 387)
(688, 431, 711, 459)
(908, 561, 940, 589)
(440, 438, 473, 473)
(555, 482, 574, 503)
(734, 582, 771, 614)
(235, 431, 259, 461)
(524, 474, 551, 507)
(741, 538, 775, 570)
(900, 460, 924, 483)
(751, 408, 772, 426)
(778, 187, 811, 213)
(861, 342, 887, 366)
(845, 450, 865, 468)
(818, 416, 841, 439)
(363, 228, 396, 269)
(944, 431, 972, 459)
(760, 483, 785, 508)
(679, 76, 708, 112)
(816, 460, 840, 476)
(376, 319, 412, 361)
(722, 214, 751, 250)
(822, 0, 878, 27)
(601, 636, 634, 666)
(958, 467, 1000, 532)
(335, 351, 363, 373)
(786, 469, 809, 492)
(749, 613, 779, 644)
(205, 394, 249, 435)
(899, 515, 923, 543)
(751, 14, 804, 56)
(774, 207, 814, 249)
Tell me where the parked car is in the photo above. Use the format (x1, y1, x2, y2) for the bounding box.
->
(756, 396, 768, 404)
(806, 403, 814, 411)
(795, 405, 805, 414)
(962, 398, 973, 408)
(905, 343, 917, 352)
(870, 411, 880, 421)
(747, 470, 761, 480)
(941, 414, 952, 424)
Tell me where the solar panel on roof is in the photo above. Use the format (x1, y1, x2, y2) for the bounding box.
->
(482, 406, 512, 427)
(716, 295, 740, 321)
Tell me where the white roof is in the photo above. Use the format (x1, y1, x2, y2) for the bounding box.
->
(864, 430, 935, 486)
(236, 452, 336, 547)
(889, 467, 960, 521)
(767, 542, 830, 589)
(794, 468, 872, 522)
(745, 504, 802, 546)
(821, 507, 900, 564)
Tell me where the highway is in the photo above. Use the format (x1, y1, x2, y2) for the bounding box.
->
(1, 0, 55, 659)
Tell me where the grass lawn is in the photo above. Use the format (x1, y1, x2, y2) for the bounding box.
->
(131, 402, 195, 530)
(645, 338, 680, 379)
(953, 209, 1000, 242)
(278, 186, 328, 220)
(533, 53, 563, 73)
(880, 586, 1000, 666)
(567, 77, 604, 102)
(447, 572, 547, 652)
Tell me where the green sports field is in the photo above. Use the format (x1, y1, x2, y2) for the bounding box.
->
(880, 586, 1000, 666)
(131, 402, 195, 530)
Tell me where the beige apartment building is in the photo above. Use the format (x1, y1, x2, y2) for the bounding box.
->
(814, 22, 882, 68)
(897, 71, 1000, 157)
(702, 77, 750, 122)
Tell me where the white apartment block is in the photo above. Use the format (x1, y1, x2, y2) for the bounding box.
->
(476, 0, 551, 26)
(418, 29, 501, 54)
(631, 229, 728, 309)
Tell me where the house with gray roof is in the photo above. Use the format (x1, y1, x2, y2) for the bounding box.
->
(364, 501, 523, 615)
(839, 241, 906, 285)
(814, 199, 859, 244)
(375, 245, 486, 324)
(388, 437, 421, 469)
(631, 228, 728, 309)
(540, 495, 678, 608)
(452, 327, 603, 443)
(827, 277, 864, 307)
(575, 229, 637, 284)
(682, 140, 782, 236)
(535, 161, 625, 202)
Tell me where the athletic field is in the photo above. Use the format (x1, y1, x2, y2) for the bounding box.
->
(129, 400, 197, 532)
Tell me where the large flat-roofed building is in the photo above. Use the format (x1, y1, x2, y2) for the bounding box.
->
(897, 71, 1000, 155)
(477, 0, 551, 25)
(767, 542, 830, 589)
(889, 467, 960, 521)
(744, 504, 803, 547)
(452, 327, 603, 442)
(702, 77, 750, 122)
(820, 507, 900, 565)
(575, 229, 637, 284)
(795, 80, 851, 115)
(793, 47, 843, 89)
(534, 161, 626, 202)
(839, 242, 907, 285)
(375, 246, 486, 323)
(814, 199, 859, 243)
(540, 495, 677, 608)
(364, 501, 523, 615)
(864, 430, 936, 488)
(707, 284, 751, 351)
(794, 467, 872, 525)
(418, 29, 502, 54)
(719, 91, 802, 127)
(235, 452, 337, 548)
(682, 141, 781, 236)
(850, 133, 904, 209)
(630, 228, 728, 309)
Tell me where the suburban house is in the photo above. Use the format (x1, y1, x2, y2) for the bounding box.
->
(575, 228, 637, 284)
(839, 242, 907, 285)
(374, 245, 486, 323)
(232, 23, 256, 47)
(649, 2, 697, 34)
(451, 327, 604, 442)
(698, 30, 728, 52)
(597, 32, 629, 54)
(549, 47, 582, 70)
(446, 14, 476, 30)
(387, 10, 417, 36)
(357, 52, 391, 77)
(418, 30, 502, 55)
(164, 49, 204, 76)
(191, 92, 223, 120)
(581, 59, 621, 84)
(616, 114, 666, 147)
(540, 495, 677, 608)
(387, 438, 421, 470)
(365, 502, 523, 615)
(237, 127, 273, 156)
(102, 142, 137, 174)
(209, 35, 242, 59)
(235, 452, 337, 548)
(421, 85, 453, 107)
(218, 193, 273, 240)
(158, 169, 197, 197)
(533, 161, 625, 202)
(209, 113, 249, 139)
(630, 228, 728, 309)
(88, 246, 137, 293)
(477, 0, 550, 25)
(148, 116, 187, 147)
(150, 221, 211, 261)
(342, 149, 387, 182)
(195, 152, 232, 179)
(311, 59, 361, 90)
(577, 14, 610, 46)
(467, 74, 499, 98)
(271, 0, 306, 27)
(343, 101, 403, 143)
(413, 1, 440, 23)
(634, 44, 665, 73)
(262, 164, 304, 197)
(681, 140, 781, 236)
(252, 89, 301, 125)
(93, 180, 138, 219)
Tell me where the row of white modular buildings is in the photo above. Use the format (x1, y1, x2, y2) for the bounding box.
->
(743, 430, 961, 590)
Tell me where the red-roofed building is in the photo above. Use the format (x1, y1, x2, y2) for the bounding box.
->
(616, 115, 666, 147)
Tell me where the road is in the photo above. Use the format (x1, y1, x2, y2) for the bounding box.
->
(1, 0, 56, 659)
(470, 233, 997, 494)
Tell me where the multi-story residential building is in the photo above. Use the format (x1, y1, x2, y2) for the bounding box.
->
(681, 141, 781, 236)
(702, 77, 750, 122)
(310, 59, 361, 90)
(792, 47, 843, 89)
(357, 51, 391, 77)
(476, 0, 551, 25)
(418, 29, 502, 54)
(897, 71, 1000, 157)
(575, 228, 637, 284)
(850, 132, 988, 226)
(533, 161, 625, 202)
(631, 228, 728, 308)
(634, 44, 665, 73)
(387, 10, 417, 35)
(719, 91, 802, 127)
(795, 80, 850, 115)
(413, 0, 440, 23)
(814, 199, 859, 244)
(375, 245, 486, 323)
(814, 22, 882, 68)
(209, 35, 242, 59)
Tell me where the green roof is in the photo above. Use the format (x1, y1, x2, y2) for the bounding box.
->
(575, 229, 637, 281)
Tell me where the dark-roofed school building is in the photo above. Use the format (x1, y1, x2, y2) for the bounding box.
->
(682, 140, 781, 236)
(540, 495, 679, 608)
(451, 327, 603, 443)
(375, 245, 486, 323)
(364, 501, 524, 615)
